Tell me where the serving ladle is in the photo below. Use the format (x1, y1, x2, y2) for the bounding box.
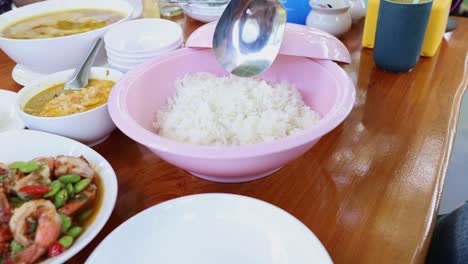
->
(64, 37, 103, 90)
(213, 0, 287, 77)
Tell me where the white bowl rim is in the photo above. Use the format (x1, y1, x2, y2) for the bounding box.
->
(16, 67, 123, 120)
(105, 38, 183, 56)
(0, 129, 118, 264)
(0, 0, 134, 42)
(103, 18, 183, 54)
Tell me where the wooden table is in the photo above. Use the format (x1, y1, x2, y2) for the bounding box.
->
(1, 16, 468, 264)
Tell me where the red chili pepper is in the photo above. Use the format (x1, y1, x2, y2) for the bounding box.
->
(19, 186, 50, 197)
(4, 258, 15, 264)
(48, 241, 65, 257)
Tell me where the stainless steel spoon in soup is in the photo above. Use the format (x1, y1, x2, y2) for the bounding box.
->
(213, 0, 287, 78)
(64, 37, 103, 90)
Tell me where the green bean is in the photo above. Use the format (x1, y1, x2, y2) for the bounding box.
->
(9, 197, 24, 208)
(66, 183, 75, 198)
(59, 214, 72, 233)
(58, 235, 74, 249)
(9, 161, 39, 173)
(58, 174, 81, 184)
(44, 180, 62, 198)
(11, 240, 24, 254)
(78, 209, 93, 222)
(54, 189, 68, 208)
(66, 226, 83, 238)
(74, 179, 91, 194)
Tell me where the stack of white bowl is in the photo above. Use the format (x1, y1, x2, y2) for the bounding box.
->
(104, 19, 183, 73)
(181, 2, 229, 23)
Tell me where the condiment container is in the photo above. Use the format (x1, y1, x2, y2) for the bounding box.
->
(362, 0, 451, 57)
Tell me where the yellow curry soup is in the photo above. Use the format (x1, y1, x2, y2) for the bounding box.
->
(23, 79, 115, 117)
(2, 9, 124, 39)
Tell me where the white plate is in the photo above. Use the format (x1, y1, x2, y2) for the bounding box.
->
(12, 62, 111, 87)
(12, 64, 45, 87)
(86, 193, 333, 264)
(0, 90, 24, 132)
(0, 130, 118, 264)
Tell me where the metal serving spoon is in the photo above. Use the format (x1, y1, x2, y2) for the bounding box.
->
(213, 0, 286, 77)
(64, 37, 103, 90)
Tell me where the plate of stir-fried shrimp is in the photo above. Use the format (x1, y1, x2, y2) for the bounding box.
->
(0, 130, 118, 264)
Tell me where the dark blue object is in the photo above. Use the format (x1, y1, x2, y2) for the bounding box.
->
(281, 0, 311, 25)
(426, 202, 468, 264)
(0, 0, 12, 14)
(373, 0, 433, 73)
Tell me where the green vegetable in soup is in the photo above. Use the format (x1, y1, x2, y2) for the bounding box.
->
(58, 174, 81, 184)
(60, 214, 72, 233)
(74, 179, 91, 194)
(8, 161, 39, 173)
(44, 180, 63, 198)
(78, 209, 93, 222)
(54, 189, 68, 208)
(58, 235, 74, 249)
(66, 226, 83, 238)
(11, 240, 24, 254)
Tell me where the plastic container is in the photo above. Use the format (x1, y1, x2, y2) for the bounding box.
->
(107, 23, 356, 183)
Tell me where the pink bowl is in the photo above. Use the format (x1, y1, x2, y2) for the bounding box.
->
(108, 48, 355, 183)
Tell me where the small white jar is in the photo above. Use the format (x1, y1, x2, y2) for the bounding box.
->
(306, 0, 352, 37)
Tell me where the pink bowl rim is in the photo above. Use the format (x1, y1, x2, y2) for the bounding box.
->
(108, 48, 356, 159)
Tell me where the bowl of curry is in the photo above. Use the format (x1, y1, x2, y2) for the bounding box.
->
(0, 0, 133, 74)
(16, 67, 123, 146)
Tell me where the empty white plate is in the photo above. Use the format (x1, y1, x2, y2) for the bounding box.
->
(86, 193, 333, 264)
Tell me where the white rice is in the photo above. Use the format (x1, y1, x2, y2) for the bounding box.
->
(154, 73, 321, 146)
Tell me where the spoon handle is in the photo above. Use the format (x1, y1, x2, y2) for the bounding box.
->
(75, 37, 103, 86)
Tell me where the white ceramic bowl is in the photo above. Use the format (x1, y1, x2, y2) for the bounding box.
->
(104, 19, 183, 54)
(86, 193, 333, 264)
(108, 63, 133, 74)
(0, 129, 118, 264)
(0, 90, 25, 132)
(181, 3, 228, 23)
(0, 0, 133, 74)
(16, 67, 124, 146)
(107, 55, 149, 66)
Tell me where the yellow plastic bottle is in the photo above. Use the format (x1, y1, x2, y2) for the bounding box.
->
(142, 0, 161, 18)
(362, 0, 451, 57)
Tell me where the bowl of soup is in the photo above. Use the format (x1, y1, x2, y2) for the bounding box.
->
(16, 67, 123, 146)
(0, 0, 133, 74)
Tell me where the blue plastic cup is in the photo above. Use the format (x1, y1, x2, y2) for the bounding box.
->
(373, 0, 433, 73)
(280, 0, 312, 25)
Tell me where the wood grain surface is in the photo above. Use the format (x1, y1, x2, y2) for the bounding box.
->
(1, 15, 467, 264)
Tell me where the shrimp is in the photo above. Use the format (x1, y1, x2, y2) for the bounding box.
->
(59, 185, 96, 216)
(0, 163, 8, 176)
(11, 165, 51, 199)
(54, 156, 95, 179)
(33, 157, 55, 177)
(0, 185, 12, 224)
(9, 200, 61, 264)
(0, 224, 12, 255)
